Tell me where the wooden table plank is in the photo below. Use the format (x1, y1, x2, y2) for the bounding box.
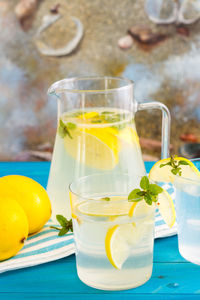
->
(0, 161, 200, 300)
(0, 293, 199, 300)
(0, 255, 200, 295)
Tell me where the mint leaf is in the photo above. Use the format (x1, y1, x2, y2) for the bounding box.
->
(171, 169, 179, 175)
(58, 119, 68, 138)
(101, 197, 111, 201)
(140, 176, 149, 190)
(160, 162, 171, 168)
(159, 156, 189, 177)
(91, 120, 102, 123)
(101, 111, 115, 115)
(144, 194, 152, 205)
(178, 160, 189, 166)
(128, 176, 165, 206)
(58, 227, 68, 236)
(128, 189, 143, 202)
(59, 120, 72, 139)
(58, 119, 76, 139)
(59, 119, 65, 128)
(151, 195, 158, 202)
(137, 191, 146, 196)
(50, 215, 73, 236)
(70, 111, 83, 117)
(56, 215, 67, 227)
(67, 122, 77, 130)
(128, 175, 165, 206)
(149, 184, 163, 195)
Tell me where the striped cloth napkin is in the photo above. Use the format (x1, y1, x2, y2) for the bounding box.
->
(0, 183, 176, 274)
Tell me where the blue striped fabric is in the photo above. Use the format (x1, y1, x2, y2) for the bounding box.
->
(0, 183, 176, 274)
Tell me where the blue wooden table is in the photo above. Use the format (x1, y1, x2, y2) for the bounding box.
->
(0, 161, 200, 300)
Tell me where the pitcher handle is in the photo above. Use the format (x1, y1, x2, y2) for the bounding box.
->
(136, 101, 171, 159)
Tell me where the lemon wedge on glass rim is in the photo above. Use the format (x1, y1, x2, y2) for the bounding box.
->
(148, 157, 200, 227)
(149, 157, 200, 183)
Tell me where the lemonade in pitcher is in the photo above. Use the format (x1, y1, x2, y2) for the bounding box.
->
(47, 107, 145, 220)
(47, 77, 170, 221)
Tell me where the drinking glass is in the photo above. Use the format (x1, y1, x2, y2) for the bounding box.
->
(174, 174, 200, 264)
(69, 173, 155, 290)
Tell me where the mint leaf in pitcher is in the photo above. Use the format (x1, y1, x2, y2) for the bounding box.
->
(128, 176, 163, 206)
(58, 119, 76, 139)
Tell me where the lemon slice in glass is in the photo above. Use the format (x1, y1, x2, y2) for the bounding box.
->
(76, 199, 132, 217)
(63, 127, 120, 170)
(105, 221, 153, 270)
(128, 200, 154, 217)
(149, 157, 200, 183)
(105, 223, 138, 270)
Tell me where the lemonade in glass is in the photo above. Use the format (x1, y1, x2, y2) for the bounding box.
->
(175, 175, 200, 265)
(69, 173, 155, 290)
(149, 156, 200, 264)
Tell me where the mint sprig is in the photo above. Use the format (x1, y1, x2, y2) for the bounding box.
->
(100, 197, 111, 201)
(58, 119, 76, 139)
(128, 176, 163, 205)
(160, 155, 189, 176)
(50, 215, 73, 236)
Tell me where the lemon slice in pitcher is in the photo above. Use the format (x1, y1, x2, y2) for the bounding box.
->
(64, 127, 120, 170)
(149, 157, 200, 183)
(118, 127, 140, 146)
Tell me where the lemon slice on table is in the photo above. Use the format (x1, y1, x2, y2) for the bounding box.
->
(105, 223, 138, 270)
(63, 127, 120, 170)
(149, 157, 200, 183)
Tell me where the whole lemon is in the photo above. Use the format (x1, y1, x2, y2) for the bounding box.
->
(0, 197, 29, 261)
(0, 175, 52, 235)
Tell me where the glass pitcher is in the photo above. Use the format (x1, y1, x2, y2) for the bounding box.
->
(47, 77, 170, 221)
